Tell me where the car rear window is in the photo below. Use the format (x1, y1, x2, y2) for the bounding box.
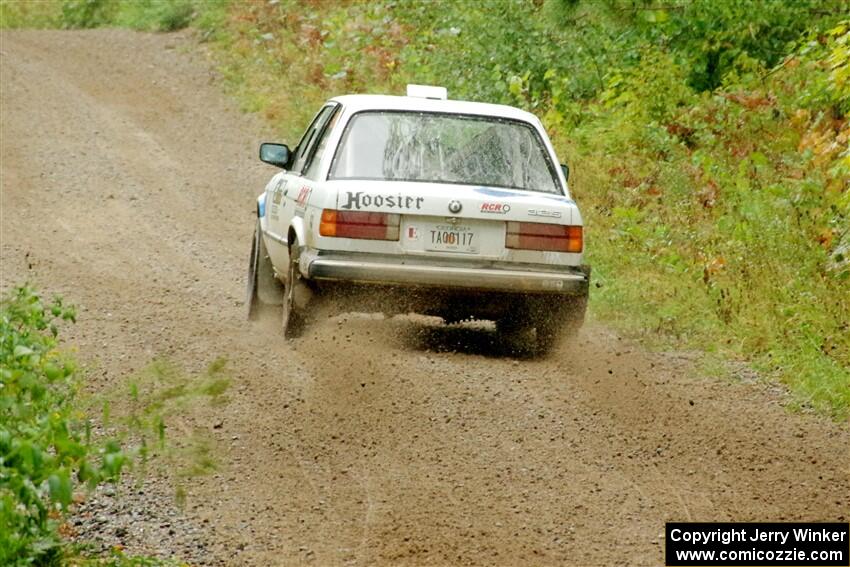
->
(329, 111, 561, 194)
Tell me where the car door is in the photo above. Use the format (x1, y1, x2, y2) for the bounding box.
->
(264, 103, 338, 270)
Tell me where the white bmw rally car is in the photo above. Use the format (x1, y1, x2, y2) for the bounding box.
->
(247, 85, 590, 354)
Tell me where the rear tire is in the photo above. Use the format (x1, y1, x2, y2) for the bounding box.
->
(496, 295, 587, 357)
(246, 222, 282, 321)
(534, 317, 561, 356)
(281, 241, 311, 339)
(496, 316, 534, 353)
(535, 296, 587, 355)
(562, 295, 588, 337)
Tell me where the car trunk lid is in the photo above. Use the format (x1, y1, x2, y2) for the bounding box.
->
(325, 180, 582, 263)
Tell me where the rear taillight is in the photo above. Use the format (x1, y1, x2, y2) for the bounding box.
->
(505, 222, 582, 253)
(320, 209, 400, 241)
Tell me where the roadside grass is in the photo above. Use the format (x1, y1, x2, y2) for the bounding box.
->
(96, 356, 231, 482)
(0, 0, 227, 32)
(63, 545, 186, 567)
(194, 0, 404, 141)
(112, 0, 194, 32)
(569, 84, 850, 418)
(0, 0, 60, 28)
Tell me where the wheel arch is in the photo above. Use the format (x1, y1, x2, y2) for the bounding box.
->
(287, 217, 306, 251)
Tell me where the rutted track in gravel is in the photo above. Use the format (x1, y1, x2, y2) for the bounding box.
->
(1, 29, 848, 566)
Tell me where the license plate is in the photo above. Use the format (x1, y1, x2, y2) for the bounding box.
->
(425, 223, 479, 253)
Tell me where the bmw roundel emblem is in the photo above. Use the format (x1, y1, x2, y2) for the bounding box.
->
(448, 200, 462, 214)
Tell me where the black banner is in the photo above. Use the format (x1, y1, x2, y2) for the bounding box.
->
(666, 523, 849, 566)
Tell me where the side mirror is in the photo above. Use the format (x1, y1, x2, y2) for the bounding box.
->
(260, 143, 291, 168)
(560, 163, 570, 183)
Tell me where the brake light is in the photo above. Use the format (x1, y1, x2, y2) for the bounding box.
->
(320, 209, 400, 241)
(505, 222, 582, 253)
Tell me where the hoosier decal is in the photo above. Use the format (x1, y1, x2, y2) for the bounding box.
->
(341, 191, 424, 210)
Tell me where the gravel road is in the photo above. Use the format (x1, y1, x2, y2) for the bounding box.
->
(1, 29, 848, 566)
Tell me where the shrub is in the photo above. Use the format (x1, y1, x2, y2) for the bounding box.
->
(0, 0, 62, 28)
(115, 0, 197, 32)
(58, 0, 200, 32)
(0, 286, 128, 565)
(60, 0, 115, 29)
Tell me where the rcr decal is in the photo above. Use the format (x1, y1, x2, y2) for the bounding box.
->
(295, 186, 311, 209)
(528, 209, 562, 218)
(341, 191, 424, 210)
(481, 202, 511, 214)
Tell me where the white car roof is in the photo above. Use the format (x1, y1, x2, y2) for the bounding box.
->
(329, 94, 542, 125)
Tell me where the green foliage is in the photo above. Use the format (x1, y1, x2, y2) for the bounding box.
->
(91, 355, 231, 482)
(380, 0, 848, 122)
(113, 0, 196, 32)
(60, 0, 116, 29)
(0, 0, 61, 28)
(630, 0, 839, 92)
(1, 0, 206, 31)
(569, 19, 850, 417)
(794, 21, 850, 119)
(65, 545, 186, 566)
(0, 286, 131, 565)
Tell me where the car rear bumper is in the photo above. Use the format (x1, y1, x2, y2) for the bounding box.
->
(299, 248, 589, 295)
